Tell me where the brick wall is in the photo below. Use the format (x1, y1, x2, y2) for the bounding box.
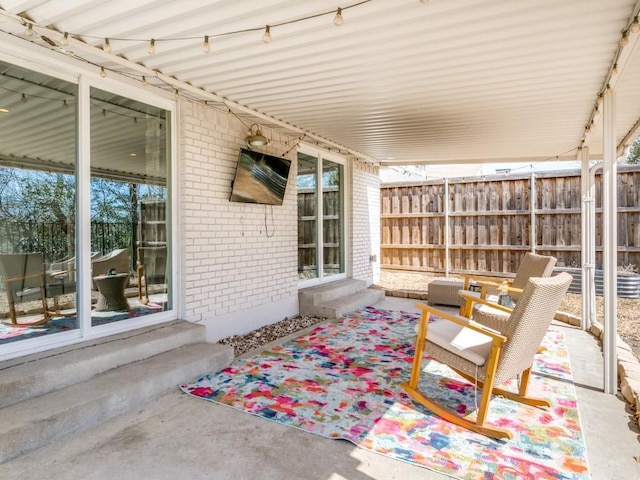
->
(179, 99, 299, 341)
(350, 159, 381, 285)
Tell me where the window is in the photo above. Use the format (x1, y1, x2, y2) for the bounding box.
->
(297, 150, 345, 284)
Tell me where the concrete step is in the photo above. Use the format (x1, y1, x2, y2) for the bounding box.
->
(0, 320, 206, 409)
(306, 288, 386, 319)
(0, 340, 233, 464)
(299, 278, 367, 314)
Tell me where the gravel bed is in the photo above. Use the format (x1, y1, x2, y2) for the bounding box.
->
(218, 315, 329, 357)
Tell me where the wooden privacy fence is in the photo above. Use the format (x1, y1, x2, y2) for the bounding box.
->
(380, 165, 640, 276)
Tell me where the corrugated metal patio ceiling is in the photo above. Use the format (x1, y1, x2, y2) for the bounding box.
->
(0, 0, 639, 166)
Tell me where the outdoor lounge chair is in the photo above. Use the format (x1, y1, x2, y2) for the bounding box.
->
(458, 252, 557, 318)
(402, 272, 573, 439)
(136, 246, 167, 303)
(91, 249, 130, 289)
(49, 252, 101, 281)
(0, 253, 76, 326)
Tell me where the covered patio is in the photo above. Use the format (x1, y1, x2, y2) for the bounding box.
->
(2, 295, 639, 479)
(0, 0, 639, 477)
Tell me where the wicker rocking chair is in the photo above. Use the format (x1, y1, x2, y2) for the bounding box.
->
(402, 272, 573, 439)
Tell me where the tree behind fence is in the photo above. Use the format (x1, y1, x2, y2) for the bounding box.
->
(380, 165, 640, 276)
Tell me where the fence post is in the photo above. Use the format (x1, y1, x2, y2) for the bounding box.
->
(444, 179, 450, 277)
(530, 172, 536, 253)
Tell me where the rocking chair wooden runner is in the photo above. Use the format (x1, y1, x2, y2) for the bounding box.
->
(402, 272, 573, 439)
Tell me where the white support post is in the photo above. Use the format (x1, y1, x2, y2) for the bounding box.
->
(588, 163, 599, 328)
(77, 76, 92, 333)
(580, 150, 588, 331)
(444, 179, 450, 277)
(602, 90, 618, 395)
(580, 147, 595, 331)
(530, 173, 536, 253)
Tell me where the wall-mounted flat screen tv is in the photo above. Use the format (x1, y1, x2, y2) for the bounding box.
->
(229, 148, 291, 205)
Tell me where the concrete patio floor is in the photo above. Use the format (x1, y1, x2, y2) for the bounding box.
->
(3, 297, 640, 480)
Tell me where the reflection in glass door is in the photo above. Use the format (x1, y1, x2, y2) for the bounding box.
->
(297, 152, 344, 283)
(0, 61, 78, 346)
(89, 87, 171, 326)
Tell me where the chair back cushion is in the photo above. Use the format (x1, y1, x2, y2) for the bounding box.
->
(0, 253, 45, 302)
(510, 253, 557, 301)
(494, 272, 572, 383)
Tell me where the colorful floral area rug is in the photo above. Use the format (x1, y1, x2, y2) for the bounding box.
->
(181, 307, 589, 480)
(0, 303, 163, 343)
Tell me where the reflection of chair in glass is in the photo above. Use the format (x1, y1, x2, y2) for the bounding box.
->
(50, 252, 100, 281)
(459, 252, 557, 318)
(91, 249, 130, 289)
(0, 253, 76, 326)
(137, 246, 167, 303)
(402, 273, 572, 439)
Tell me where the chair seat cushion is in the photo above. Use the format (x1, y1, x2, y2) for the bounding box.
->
(418, 318, 493, 366)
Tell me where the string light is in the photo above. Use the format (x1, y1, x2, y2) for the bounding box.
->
(631, 17, 640, 34)
(100, 67, 107, 78)
(202, 35, 210, 53)
(611, 63, 618, 76)
(334, 8, 344, 26)
(16, 1, 375, 56)
(61, 32, 69, 46)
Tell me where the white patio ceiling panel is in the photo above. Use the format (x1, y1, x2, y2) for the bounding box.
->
(0, 0, 639, 166)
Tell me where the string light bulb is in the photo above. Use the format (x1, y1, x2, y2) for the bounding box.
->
(142, 76, 148, 86)
(263, 25, 271, 43)
(63, 99, 69, 108)
(334, 8, 344, 26)
(202, 35, 211, 53)
(612, 63, 618, 76)
(147, 38, 156, 55)
(100, 67, 107, 78)
(103, 38, 111, 53)
(61, 32, 69, 46)
(631, 18, 640, 34)
(21, 94, 28, 103)
(174, 89, 180, 99)
(25, 23, 33, 36)
(619, 32, 629, 47)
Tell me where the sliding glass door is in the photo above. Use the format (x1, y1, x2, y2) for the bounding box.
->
(0, 57, 173, 355)
(297, 149, 345, 285)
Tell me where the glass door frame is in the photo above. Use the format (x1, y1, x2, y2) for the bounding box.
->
(297, 144, 349, 288)
(0, 37, 178, 361)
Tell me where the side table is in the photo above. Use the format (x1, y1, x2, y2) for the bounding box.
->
(93, 273, 130, 311)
